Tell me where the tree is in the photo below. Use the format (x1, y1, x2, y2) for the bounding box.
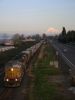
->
(58, 27, 67, 43)
(32, 34, 41, 41)
(58, 27, 75, 43)
(12, 33, 23, 46)
(20, 34, 25, 40)
(66, 30, 75, 42)
(62, 27, 66, 36)
(42, 33, 47, 40)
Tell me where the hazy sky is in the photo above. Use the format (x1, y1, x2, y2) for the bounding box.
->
(0, 0, 75, 35)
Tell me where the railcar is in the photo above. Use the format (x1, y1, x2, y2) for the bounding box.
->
(21, 50, 31, 63)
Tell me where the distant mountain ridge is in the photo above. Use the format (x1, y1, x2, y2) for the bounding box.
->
(0, 34, 13, 40)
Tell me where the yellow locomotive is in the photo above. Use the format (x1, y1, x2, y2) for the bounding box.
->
(4, 61, 24, 87)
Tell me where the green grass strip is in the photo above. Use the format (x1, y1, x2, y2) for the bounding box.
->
(32, 44, 60, 100)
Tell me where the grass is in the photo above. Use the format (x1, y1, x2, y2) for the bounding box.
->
(30, 44, 60, 100)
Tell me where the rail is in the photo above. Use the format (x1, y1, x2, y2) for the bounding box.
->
(51, 43, 75, 72)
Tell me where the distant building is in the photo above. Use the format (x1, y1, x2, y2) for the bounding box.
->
(0, 39, 14, 46)
(22, 38, 36, 42)
(4, 40, 14, 46)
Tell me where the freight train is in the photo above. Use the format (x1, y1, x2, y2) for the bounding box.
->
(4, 41, 43, 87)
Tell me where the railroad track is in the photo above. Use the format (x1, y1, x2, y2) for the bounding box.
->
(0, 71, 4, 86)
(0, 88, 13, 100)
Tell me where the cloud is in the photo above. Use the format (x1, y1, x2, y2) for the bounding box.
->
(47, 27, 59, 33)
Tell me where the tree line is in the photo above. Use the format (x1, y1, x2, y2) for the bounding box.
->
(58, 27, 75, 43)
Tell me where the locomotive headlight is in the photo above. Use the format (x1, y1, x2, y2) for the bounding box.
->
(6, 79, 9, 82)
(11, 68, 14, 71)
(15, 78, 18, 81)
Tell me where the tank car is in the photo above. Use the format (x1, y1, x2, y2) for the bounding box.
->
(21, 50, 31, 63)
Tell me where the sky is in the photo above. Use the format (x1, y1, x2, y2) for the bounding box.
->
(0, 0, 75, 35)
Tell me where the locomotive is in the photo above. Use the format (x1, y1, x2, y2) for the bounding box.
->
(4, 41, 43, 87)
(4, 61, 24, 86)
